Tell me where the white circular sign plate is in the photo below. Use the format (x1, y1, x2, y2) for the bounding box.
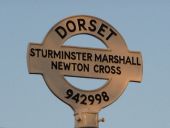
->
(27, 15, 142, 112)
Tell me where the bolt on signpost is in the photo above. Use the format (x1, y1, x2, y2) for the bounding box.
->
(27, 15, 143, 128)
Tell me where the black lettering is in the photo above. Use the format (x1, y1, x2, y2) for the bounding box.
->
(55, 26, 67, 39)
(109, 55, 114, 63)
(70, 52, 76, 60)
(137, 57, 141, 66)
(82, 53, 86, 61)
(87, 53, 92, 61)
(106, 29, 117, 40)
(88, 19, 97, 32)
(66, 20, 76, 32)
(88, 95, 95, 105)
(54, 50, 61, 59)
(93, 64, 99, 73)
(48, 50, 53, 58)
(63, 62, 71, 70)
(111, 66, 116, 74)
(77, 19, 87, 31)
(41, 49, 47, 58)
(116, 66, 121, 75)
(119, 56, 126, 64)
(77, 63, 89, 72)
(98, 23, 108, 37)
(30, 48, 35, 57)
(99, 65, 105, 73)
(77, 63, 83, 71)
(58, 61, 63, 70)
(95, 54, 102, 62)
(51, 61, 57, 69)
(102, 91, 109, 101)
(72, 63, 76, 71)
(35, 49, 41, 57)
(72, 93, 80, 103)
(102, 54, 108, 62)
(76, 52, 81, 60)
(64, 51, 71, 60)
(105, 65, 110, 73)
(131, 57, 137, 65)
(80, 94, 87, 105)
(51, 61, 64, 70)
(126, 56, 131, 65)
(113, 55, 119, 63)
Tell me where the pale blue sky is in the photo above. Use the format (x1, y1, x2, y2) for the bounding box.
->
(0, 1, 170, 128)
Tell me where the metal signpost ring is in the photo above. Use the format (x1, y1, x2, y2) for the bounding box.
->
(27, 15, 143, 128)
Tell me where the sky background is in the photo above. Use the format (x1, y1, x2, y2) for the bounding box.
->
(0, 0, 170, 128)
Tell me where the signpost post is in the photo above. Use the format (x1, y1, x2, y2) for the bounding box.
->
(27, 15, 143, 128)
